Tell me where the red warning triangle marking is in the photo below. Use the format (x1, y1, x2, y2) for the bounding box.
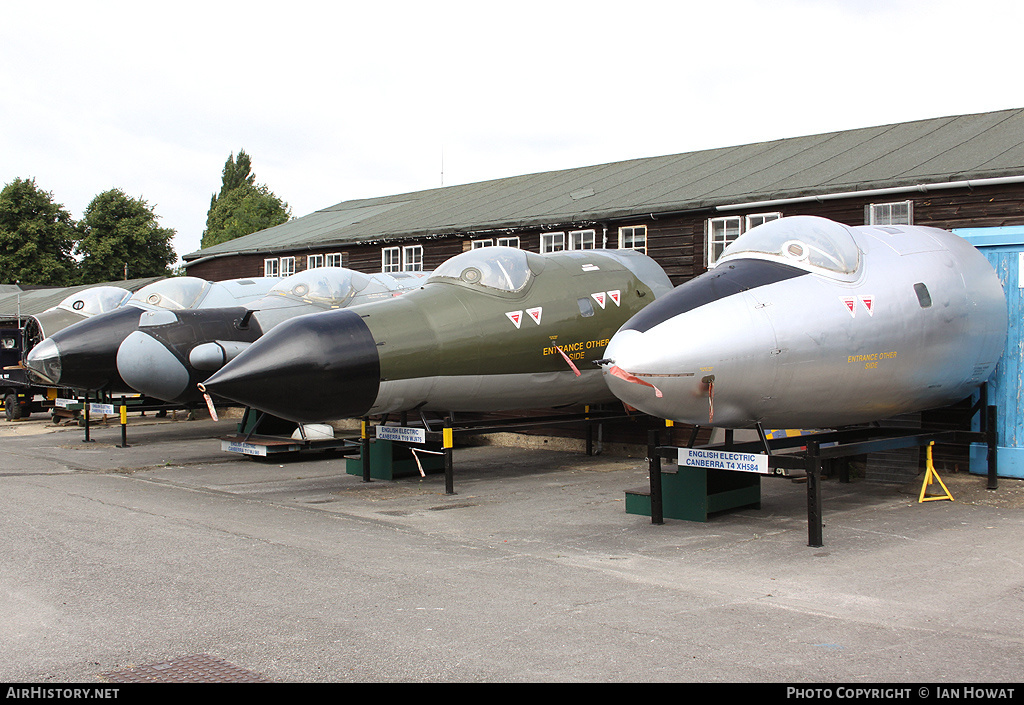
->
(860, 295, 874, 315)
(506, 311, 523, 329)
(526, 307, 543, 325)
(840, 296, 856, 317)
(608, 290, 621, 306)
(592, 292, 606, 309)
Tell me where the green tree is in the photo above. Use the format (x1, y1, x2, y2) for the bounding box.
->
(202, 149, 290, 249)
(0, 177, 79, 285)
(75, 189, 176, 283)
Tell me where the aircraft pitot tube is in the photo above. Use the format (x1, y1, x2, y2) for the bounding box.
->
(600, 216, 1007, 429)
(199, 247, 674, 423)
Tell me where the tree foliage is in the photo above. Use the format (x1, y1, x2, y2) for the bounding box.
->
(75, 189, 177, 283)
(0, 178, 78, 285)
(202, 149, 290, 249)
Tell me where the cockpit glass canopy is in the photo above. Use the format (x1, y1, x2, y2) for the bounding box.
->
(56, 286, 131, 316)
(719, 216, 861, 275)
(429, 247, 533, 292)
(129, 277, 210, 310)
(268, 268, 357, 304)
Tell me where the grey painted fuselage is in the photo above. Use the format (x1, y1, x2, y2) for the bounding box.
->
(602, 216, 1007, 429)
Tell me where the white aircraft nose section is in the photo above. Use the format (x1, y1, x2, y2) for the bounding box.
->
(117, 331, 190, 401)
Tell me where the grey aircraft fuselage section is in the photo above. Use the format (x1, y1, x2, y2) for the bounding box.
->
(199, 247, 674, 423)
(115, 269, 430, 404)
(601, 216, 1008, 429)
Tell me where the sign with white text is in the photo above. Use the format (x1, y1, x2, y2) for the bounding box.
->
(375, 425, 427, 444)
(678, 448, 769, 474)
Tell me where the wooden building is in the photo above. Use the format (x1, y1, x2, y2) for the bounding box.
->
(180, 107, 1024, 481)
(183, 107, 1024, 286)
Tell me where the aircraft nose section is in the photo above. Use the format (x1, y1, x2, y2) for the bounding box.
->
(25, 338, 61, 385)
(117, 331, 191, 401)
(200, 308, 381, 423)
(24, 305, 143, 391)
(602, 329, 671, 409)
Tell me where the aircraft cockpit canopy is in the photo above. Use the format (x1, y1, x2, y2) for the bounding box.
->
(719, 216, 862, 277)
(55, 286, 131, 316)
(266, 267, 363, 305)
(429, 247, 537, 293)
(130, 277, 211, 310)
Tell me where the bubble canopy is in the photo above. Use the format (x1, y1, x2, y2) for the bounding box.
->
(267, 267, 364, 304)
(429, 247, 537, 292)
(56, 286, 131, 316)
(719, 216, 862, 276)
(129, 277, 211, 310)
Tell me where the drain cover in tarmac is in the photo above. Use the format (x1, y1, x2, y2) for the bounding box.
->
(100, 653, 270, 683)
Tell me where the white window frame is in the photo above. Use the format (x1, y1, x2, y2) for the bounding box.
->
(867, 200, 913, 226)
(497, 236, 520, 248)
(745, 212, 781, 230)
(402, 245, 424, 272)
(307, 254, 324, 270)
(382, 246, 401, 273)
(541, 232, 565, 253)
(569, 229, 596, 250)
(706, 212, 781, 267)
(471, 239, 494, 249)
(264, 258, 280, 277)
(280, 256, 296, 277)
(325, 252, 343, 268)
(618, 225, 647, 253)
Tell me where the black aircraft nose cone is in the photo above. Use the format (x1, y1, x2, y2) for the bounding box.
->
(201, 308, 381, 423)
(26, 305, 144, 391)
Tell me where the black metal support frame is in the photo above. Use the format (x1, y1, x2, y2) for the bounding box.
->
(648, 395, 999, 547)
(368, 407, 640, 495)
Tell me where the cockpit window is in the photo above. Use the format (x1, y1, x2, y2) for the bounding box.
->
(130, 277, 211, 310)
(56, 286, 131, 316)
(268, 268, 357, 304)
(429, 247, 534, 292)
(719, 216, 861, 275)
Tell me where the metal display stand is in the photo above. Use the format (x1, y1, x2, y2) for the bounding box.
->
(636, 395, 999, 547)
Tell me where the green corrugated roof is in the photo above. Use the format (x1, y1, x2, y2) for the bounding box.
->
(183, 107, 1024, 262)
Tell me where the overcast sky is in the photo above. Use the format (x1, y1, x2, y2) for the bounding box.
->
(3, 0, 1024, 265)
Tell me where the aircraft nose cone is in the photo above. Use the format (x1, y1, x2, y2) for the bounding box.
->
(117, 331, 191, 402)
(24, 306, 143, 391)
(25, 338, 61, 385)
(602, 329, 667, 408)
(201, 308, 381, 423)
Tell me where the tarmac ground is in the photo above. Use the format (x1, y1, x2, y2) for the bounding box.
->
(1, 412, 1023, 684)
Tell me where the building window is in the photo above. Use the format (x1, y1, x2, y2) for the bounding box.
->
(541, 232, 565, 253)
(619, 225, 647, 253)
(403, 245, 424, 271)
(382, 247, 401, 273)
(280, 257, 296, 277)
(307, 254, 324, 270)
(867, 200, 913, 225)
(471, 239, 494, 249)
(264, 258, 280, 277)
(497, 236, 520, 248)
(569, 229, 596, 250)
(707, 217, 741, 266)
(746, 212, 781, 230)
(326, 252, 343, 267)
(706, 212, 781, 266)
